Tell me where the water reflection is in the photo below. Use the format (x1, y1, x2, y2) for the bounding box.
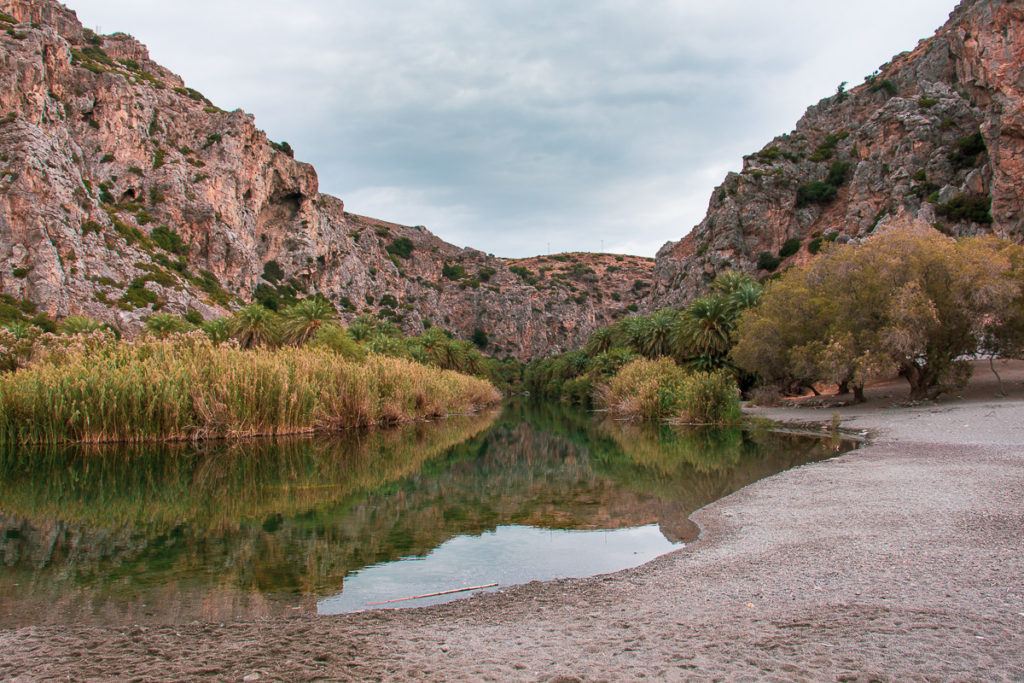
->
(0, 402, 855, 626)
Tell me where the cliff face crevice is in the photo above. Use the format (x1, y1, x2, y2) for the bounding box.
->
(647, 0, 1024, 310)
(0, 0, 653, 359)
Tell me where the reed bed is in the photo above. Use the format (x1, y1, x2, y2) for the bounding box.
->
(0, 333, 502, 445)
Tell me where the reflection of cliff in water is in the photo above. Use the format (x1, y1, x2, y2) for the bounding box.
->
(0, 402, 855, 626)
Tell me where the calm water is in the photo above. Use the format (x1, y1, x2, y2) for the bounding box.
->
(0, 403, 855, 625)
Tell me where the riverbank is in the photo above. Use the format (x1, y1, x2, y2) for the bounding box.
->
(2, 363, 1022, 680)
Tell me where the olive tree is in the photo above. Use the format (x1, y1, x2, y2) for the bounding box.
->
(732, 229, 1021, 401)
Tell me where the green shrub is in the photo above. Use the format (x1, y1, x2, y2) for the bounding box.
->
(779, 238, 801, 258)
(596, 359, 740, 424)
(808, 237, 823, 255)
(100, 153, 115, 163)
(270, 140, 294, 157)
(676, 370, 741, 425)
(796, 181, 838, 207)
(262, 260, 284, 283)
(509, 265, 537, 284)
(826, 161, 852, 187)
(441, 263, 467, 280)
(471, 328, 488, 349)
(869, 78, 897, 97)
(151, 226, 188, 255)
(757, 252, 782, 272)
(949, 132, 986, 170)
(385, 237, 414, 259)
(81, 220, 103, 236)
(934, 194, 992, 224)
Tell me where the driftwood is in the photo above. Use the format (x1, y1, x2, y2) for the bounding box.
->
(365, 583, 499, 606)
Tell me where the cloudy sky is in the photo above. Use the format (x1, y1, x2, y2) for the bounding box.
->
(70, 0, 956, 257)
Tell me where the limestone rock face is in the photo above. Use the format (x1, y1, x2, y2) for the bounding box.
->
(647, 0, 1024, 310)
(0, 0, 652, 359)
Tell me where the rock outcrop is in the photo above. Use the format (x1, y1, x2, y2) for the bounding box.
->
(0, 0, 652, 359)
(647, 0, 1024, 309)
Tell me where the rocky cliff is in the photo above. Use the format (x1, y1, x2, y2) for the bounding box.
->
(647, 0, 1024, 309)
(0, 0, 653, 360)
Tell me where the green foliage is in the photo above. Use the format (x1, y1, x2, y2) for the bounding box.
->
(229, 303, 280, 348)
(808, 237, 823, 255)
(441, 263, 467, 280)
(826, 161, 852, 187)
(935, 194, 993, 224)
(808, 131, 849, 162)
(757, 252, 782, 272)
(118, 278, 161, 310)
(477, 267, 496, 282)
(796, 181, 838, 207)
(385, 237, 414, 259)
(150, 226, 187, 255)
(471, 328, 489, 349)
(525, 272, 761, 405)
(779, 238, 801, 258)
(868, 78, 897, 97)
(596, 358, 740, 424)
(100, 153, 115, 163)
(262, 260, 284, 283)
(509, 265, 537, 284)
(918, 97, 939, 108)
(280, 296, 338, 345)
(270, 140, 294, 157)
(949, 132, 986, 170)
(152, 149, 167, 170)
(732, 232, 1022, 401)
(144, 313, 193, 337)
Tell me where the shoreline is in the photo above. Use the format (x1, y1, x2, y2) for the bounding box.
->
(2, 367, 1023, 680)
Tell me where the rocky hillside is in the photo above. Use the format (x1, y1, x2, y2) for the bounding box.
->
(0, 0, 652, 360)
(647, 0, 1024, 309)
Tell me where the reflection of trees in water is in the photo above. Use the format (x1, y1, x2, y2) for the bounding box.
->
(0, 402, 855, 626)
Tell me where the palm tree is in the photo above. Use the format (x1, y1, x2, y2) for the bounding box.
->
(727, 280, 762, 315)
(229, 304, 280, 349)
(281, 297, 338, 345)
(144, 313, 193, 338)
(674, 294, 734, 369)
(585, 327, 615, 357)
(58, 315, 103, 336)
(201, 317, 233, 345)
(637, 309, 679, 358)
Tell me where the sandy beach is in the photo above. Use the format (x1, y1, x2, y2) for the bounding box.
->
(2, 361, 1022, 681)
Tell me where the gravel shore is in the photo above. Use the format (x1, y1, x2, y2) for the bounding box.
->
(2, 364, 1023, 681)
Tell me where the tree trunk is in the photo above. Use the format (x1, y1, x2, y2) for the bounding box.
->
(852, 384, 865, 404)
(837, 379, 850, 396)
(899, 362, 929, 401)
(990, 355, 1005, 397)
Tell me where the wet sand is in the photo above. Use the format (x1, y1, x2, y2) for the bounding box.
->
(2, 362, 1023, 681)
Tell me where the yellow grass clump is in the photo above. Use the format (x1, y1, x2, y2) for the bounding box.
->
(0, 332, 502, 444)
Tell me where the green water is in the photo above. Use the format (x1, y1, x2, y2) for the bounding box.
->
(0, 403, 855, 625)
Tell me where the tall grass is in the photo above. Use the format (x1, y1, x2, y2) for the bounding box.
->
(0, 332, 502, 445)
(596, 357, 741, 424)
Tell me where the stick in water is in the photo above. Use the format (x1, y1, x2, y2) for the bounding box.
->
(365, 583, 499, 606)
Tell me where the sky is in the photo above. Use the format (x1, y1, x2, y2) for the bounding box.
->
(68, 0, 957, 258)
